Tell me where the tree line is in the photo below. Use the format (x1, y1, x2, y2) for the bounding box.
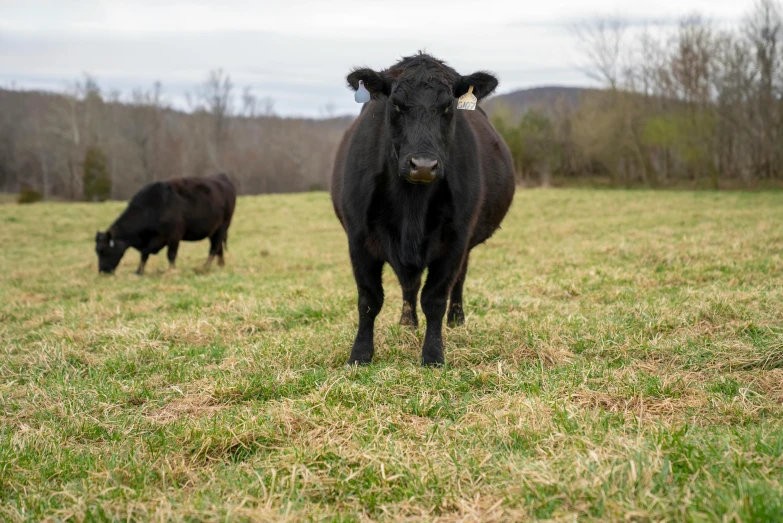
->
(0, 70, 351, 201)
(492, 0, 783, 188)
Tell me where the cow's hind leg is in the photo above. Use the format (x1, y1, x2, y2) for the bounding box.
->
(348, 240, 384, 365)
(447, 253, 470, 327)
(206, 227, 227, 268)
(167, 240, 179, 270)
(137, 254, 149, 276)
(397, 269, 421, 328)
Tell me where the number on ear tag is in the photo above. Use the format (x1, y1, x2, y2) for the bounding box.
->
(457, 85, 477, 111)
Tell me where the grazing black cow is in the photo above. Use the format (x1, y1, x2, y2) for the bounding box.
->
(331, 53, 515, 366)
(95, 173, 236, 275)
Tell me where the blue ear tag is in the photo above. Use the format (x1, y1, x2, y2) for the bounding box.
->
(354, 80, 371, 103)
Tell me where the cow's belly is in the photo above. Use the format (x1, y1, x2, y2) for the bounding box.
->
(366, 228, 448, 272)
(181, 229, 211, 242)
(181, 221, 219, 242)
(179, 208, 223, 242)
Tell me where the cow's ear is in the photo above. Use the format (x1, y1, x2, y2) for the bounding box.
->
(455, 72, 498, 101)
(347, 68, 390, 98)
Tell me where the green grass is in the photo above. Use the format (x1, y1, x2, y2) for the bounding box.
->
(1, 189, 782, 521)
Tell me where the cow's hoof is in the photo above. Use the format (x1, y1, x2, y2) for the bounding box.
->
(399, 302, 418, 329)
(447, 305, 465, 327)
(399, 316, 419, 329)
(447, 315, 464, 328)
(421, 351, 445, 367)
(348, 345, 373, 366)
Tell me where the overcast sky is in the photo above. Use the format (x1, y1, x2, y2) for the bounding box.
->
(0, 0, 751, 117)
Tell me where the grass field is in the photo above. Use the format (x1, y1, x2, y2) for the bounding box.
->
(1, 189, 783, 521)
(0, 193, 19, 205)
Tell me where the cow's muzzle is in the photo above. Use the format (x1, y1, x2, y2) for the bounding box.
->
(405, 156, 440, 184)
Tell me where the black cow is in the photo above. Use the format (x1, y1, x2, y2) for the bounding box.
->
(95, 173, 236, 275)
(331, 53, 516, 366)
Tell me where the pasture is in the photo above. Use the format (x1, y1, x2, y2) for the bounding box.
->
(1, 189, 782, 521)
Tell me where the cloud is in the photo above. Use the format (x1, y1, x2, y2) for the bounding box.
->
(0, 0, 748, 116)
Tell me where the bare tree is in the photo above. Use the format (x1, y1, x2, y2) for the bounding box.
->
(241, 86, 257, 118)
(574, 18, 628, 90)
(197, 69, 233, 169)
(51, 74, 104, 199)
(320, 101, 337, 118)
(127, 81, 165, 183)
(745, 0, 783, 178)
(260, 96, 276, 117)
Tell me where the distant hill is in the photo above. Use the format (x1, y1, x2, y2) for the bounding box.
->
(483, 86, 595, 121)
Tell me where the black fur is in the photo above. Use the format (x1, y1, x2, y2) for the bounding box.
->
(332, 52, 515, 366)
(95, 173, 236, 275)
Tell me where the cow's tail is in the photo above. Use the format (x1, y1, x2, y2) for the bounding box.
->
(223, 232, 228, 252)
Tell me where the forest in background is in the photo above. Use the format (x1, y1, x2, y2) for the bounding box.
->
(491, 0, 783, 189)
(0, 73, 352, 201)
(1, 0, 781, 201)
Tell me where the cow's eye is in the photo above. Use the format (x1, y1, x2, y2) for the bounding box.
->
(394, 104, 401, 113)
(444, 106, 450, 114)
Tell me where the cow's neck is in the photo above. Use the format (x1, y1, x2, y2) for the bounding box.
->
(110, 209, 144, 247)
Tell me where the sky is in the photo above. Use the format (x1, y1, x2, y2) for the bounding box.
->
(0, 0, 751, 117)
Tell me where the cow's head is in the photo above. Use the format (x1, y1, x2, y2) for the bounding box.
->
(348, 53, 498, 184)
(95, 230, 127, 274)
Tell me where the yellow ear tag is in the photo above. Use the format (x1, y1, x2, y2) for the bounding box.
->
(457, 85, 477, 111)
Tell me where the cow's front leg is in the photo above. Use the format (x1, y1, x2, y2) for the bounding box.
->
(167, 240, 180, 270)
(138, 236, 168, 276)
(348, 239, 384, 365)
(420, 246, 467, 366)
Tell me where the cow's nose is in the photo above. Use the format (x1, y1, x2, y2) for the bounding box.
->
(408, 157, 439, 182)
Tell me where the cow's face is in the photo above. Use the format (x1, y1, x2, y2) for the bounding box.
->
(95, 231, 126, 274)
(348, 57, 498, 184)
(386, 79, 456, 184)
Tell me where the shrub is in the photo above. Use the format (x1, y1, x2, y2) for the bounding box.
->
(18, 186, 43, 204)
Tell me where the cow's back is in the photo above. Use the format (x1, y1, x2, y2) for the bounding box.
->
(167, 175, 236, 241)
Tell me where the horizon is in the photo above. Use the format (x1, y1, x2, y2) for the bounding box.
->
(0, 81, 592, 120)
